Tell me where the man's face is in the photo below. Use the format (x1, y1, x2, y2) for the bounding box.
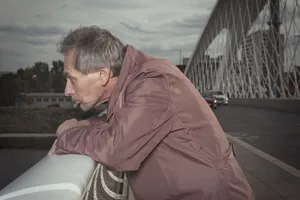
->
(63, 50, 113, 111)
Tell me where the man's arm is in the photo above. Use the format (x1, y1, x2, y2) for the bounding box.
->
(53, 72, 175, 171)
(48, 109, 107, 155)
(85, 114, 107, 125)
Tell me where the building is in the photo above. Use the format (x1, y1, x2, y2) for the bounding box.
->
(21, 93, 74, 108)
(241, 30, 284, 92)
(182, 57, 190, 65)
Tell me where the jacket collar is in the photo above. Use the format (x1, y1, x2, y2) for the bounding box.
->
(107, 45, 138, 119)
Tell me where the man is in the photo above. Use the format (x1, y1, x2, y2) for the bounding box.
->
(50, 26, 254, 200)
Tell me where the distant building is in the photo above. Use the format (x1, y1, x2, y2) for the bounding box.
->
(182, 57, 190, 65)
(20, 93, 74, 108)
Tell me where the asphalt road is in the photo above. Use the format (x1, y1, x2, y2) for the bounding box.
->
(214, 105, 300, 170)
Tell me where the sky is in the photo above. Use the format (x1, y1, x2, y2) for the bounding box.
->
(0, 0, 215, 72)
(0, 0, 299, 73)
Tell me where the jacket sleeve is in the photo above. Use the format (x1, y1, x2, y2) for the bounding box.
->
(85, 114, 107, 125)
(54, 72, 175, 171)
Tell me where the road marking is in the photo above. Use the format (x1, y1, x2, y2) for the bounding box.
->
(225, 133, 300, 179)
(0, 133, 56, 138)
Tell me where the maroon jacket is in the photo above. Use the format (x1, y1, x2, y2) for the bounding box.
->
(54, 45, 254, 200)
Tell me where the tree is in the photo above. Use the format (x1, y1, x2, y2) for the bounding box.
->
(51, 60, 65, 92)
(52, 60, 64, 74)
(23, 67, 36, 92)
(0, 59, 68, 106)
(0, 73, 17, 106)
(32, 62, 50, 92)
(17, 68, 24, 78)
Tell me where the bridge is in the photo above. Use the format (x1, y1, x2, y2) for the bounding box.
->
(0, 0, 300, 199)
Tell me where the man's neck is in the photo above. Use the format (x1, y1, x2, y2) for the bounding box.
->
(94, 77, 118, 110)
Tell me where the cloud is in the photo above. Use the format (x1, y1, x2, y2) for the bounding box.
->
(0, 24, 66, 37)
(79, 0, 145, 9)
(0, 0, 215, 71)
(120, 13, 207, 40)
(0, 0, 297, 73)
(60, 3, 68, 9)
(35, 14, 51, 20)
(20, 37, 57, 45)
(150, 14, 208, 38)
(168, 14, 209, 29)
(0, 49, 24, 57)
(120, 22, 157, 34)
(140, 41, 196, 55)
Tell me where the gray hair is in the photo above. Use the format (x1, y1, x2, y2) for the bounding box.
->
(57, 26, 126, 76)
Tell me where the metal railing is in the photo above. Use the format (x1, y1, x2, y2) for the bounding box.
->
(0, 154, 96, 200)
(185, 0, 300, 99)
(0, 154, 129, 200)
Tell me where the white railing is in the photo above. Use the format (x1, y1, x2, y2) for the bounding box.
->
(0, 108, 130, 200)
(0, 154, 96, 200)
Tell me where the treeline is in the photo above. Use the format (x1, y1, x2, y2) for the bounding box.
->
(0, 60, 66, 106)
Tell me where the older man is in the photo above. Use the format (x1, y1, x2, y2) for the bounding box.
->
(51, 26, 254, 200)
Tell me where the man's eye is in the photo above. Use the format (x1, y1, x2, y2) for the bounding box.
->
(70, 78, 76, 84)
(66, 77, 75, 84)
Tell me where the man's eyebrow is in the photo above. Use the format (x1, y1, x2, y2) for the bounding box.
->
(63, 72, 73, 78)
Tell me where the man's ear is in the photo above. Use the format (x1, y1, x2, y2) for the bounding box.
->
(99, 68, 113, 86)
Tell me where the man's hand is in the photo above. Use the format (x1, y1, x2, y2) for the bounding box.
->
(48, 119, 92, 156)
(48, 139, 57, 156)
(56, 118, 91, 137)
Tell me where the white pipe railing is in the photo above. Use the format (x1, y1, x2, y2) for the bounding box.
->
(0, 107, 130, 200)
(0, 154, 96, 200)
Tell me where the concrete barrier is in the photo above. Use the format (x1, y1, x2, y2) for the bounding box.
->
(0, 154, 96, 200)
(229, 99, 300, 114)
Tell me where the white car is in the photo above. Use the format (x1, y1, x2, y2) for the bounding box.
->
(205, 90, 228, 106)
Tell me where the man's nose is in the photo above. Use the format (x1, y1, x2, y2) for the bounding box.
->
(64, 81, 74, 96)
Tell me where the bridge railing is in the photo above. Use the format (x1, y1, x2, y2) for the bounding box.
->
(0, 154, 96, 200)
(0, 153, 129, 200)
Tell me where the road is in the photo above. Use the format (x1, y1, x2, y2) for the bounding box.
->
(0, 105, 299, 190)
(214, 105, 300, 170)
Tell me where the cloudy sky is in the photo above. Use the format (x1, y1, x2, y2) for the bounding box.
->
(0, 0, 215, 72)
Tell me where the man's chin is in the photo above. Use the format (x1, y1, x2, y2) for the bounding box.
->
(79, 103, 93, 112)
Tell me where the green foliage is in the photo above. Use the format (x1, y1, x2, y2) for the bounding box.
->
(0, 60, 66, 106)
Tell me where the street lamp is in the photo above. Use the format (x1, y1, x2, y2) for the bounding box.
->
(175, 49, 182, 65)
